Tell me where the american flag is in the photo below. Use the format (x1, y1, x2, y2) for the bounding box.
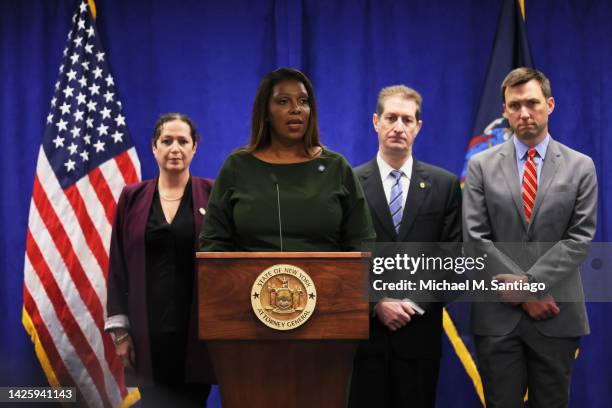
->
(22, 1, 140, 407)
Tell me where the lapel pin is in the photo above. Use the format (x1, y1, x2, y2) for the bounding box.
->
(318, 164, 326, 172)
(199, 208, 206, 216)
(419, 182, 426, 189)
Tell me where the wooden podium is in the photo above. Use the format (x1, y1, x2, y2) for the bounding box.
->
(196, 252, 369, 408)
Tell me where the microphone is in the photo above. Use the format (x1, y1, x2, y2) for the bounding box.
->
(270, 173, 283, 252)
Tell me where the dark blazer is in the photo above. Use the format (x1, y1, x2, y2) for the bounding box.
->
(106, 176, 215, 385)
(354, 157, 462, 357)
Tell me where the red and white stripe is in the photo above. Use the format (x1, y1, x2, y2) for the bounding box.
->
(23, 146, 140, 408)
(522, 148, 538, 223)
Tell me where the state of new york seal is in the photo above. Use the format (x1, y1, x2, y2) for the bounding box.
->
(251, 264, 317, 331)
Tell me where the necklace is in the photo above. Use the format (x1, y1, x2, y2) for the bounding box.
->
(160, 193, 183, 202)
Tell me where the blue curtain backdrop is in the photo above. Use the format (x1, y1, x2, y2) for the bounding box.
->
(1, 1, 611, 406)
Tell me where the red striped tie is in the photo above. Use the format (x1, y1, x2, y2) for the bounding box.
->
(522, 148, 538, 223)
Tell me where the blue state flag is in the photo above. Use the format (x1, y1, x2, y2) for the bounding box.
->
(460, 0, 534, 185)
(442, 0, 534, 406)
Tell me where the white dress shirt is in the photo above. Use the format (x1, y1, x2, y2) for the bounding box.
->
(377, 152, 412, 209)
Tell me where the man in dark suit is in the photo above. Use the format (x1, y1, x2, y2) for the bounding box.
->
(349, 85, 462, 408)
(463, 67, 597, 407)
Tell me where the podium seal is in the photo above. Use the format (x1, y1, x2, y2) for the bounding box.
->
(251, 264, 317, 330)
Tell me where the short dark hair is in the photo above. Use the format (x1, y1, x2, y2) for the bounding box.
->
(151, 112, 200, 146)
(376, 85, 423, 121)
(245, 67, 321, 156)
(501, 67, 552, 103)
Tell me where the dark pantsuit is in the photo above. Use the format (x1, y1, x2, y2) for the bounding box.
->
(349, 158, 462, 408)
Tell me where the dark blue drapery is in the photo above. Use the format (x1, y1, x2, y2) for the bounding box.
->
(1, 1, 611, 406)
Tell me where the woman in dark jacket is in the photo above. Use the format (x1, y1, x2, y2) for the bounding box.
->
(105, 113, 214, 407)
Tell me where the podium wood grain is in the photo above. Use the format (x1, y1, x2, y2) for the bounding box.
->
(196, 252, 369, 408)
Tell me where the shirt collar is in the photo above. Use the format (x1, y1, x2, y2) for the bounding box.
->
(377, 152, 413, 180)
(513, 133, 550, 160)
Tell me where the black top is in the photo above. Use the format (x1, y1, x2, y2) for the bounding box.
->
(145, 178, 195, 334)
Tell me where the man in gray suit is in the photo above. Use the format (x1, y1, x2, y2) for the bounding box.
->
(463, 67, 597, 408)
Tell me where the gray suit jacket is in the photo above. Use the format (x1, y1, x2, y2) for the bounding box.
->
(463, 137, 597, 337)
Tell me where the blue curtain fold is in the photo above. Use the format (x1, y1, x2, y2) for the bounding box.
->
(1, 0, 611, 406)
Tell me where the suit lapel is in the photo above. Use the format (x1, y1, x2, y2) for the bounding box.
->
(133, 179, 156, 229)
(397, 160, 428, 240)
(360, 159, 397, 239)
(130, 179, 156, 287)
(191, 176, 211, 249)
(499, 140, 528, 231)
(191, 176, 204, 245)
(530, 140, 561, 228)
